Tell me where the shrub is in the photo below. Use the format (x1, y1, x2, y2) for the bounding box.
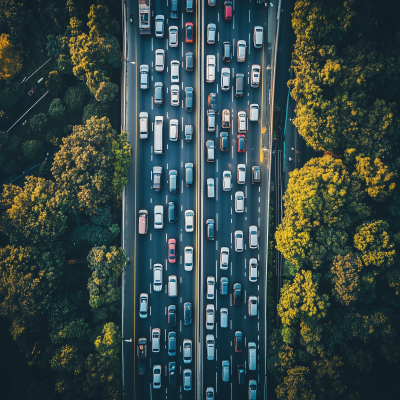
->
(63, 85, 86, 111)
(29, 113, 48, 132)
(7, 135, 22, 151)
(3, 160, 20, 175)
(48, 98, 65, 119)
(22, 140, 46, 161)
(82, 100, 108, 123)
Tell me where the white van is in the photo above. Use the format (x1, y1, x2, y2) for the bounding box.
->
(168, 275, 178, 297)
(154, 116, 163, 154)
(139, 111, 148, 139)
(249, 104, 259, 122)
(206, 55, 216, 83)
(248, 342, 256, 370)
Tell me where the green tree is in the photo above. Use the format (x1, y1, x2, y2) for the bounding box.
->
(111, 130, 131, 198)
(87, 4, 119, 36)
(48, 98, 66, 120)
(46, 125, 72, 147)
(29, 113, 48, 133)
(82, 100, 108, 123)
(46, 35, 73, 75)
(45, 71, 64, 95)
(0, 81, 25, 111)
(276, 366, 316, 400)
(94, 81, 119, 103)
(0, 129, 8, 149)
(0, 33, 23, 80)
(7, 134, 21, 152)
(2, 160, 20, 175)
(63, 85, 86, 111)
(21, 140, 46, 161)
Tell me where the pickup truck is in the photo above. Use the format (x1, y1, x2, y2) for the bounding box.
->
(137, 338, 147, 375)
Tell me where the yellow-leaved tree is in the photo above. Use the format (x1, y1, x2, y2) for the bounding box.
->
(0, 33, 23, 81)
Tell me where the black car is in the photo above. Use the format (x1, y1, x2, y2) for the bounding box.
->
(206, 219, 214, 240)
(184, 302, 192, 325)
(233, 283, 242, 305)
(220, 132, 228, 152)
(222, 41, 232, 62)
(186, 52, 194, 71)
(169, 362, 176, 388)
(171, 0, 178, 18)
(168, 305, 176, 327)
(168, 201, 176, 223)
(185, 124, 193, 142)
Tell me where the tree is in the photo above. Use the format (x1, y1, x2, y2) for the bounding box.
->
(21, 140, 46, 161)
(48, 98, 66, 120)
(0, 129, 8, 149)
(2, 160, 20, 175)
(45, 71, 64, 95)
(111, 130, 131, 198)
(276, 366, 316, 400)
(46, 35, 73, 75)
(82, 100, 108, 123)
(0, 33, 23, 80)
(87, 5, 119, 36)
(46, 126, 72, 147)
(29, 113, 48, 132)
(0, 81, 25, 111)
(63, 85, 86, 112)
(94, 81, 119, 103)
(7, 134, 21, 151)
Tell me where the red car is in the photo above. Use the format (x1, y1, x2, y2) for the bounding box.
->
(237, 134, 245, 153)
(168, 239, 177, 263)
(224, 1, 232, 21)
(185, 22, 194, 43)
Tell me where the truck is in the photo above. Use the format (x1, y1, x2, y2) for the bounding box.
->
(139, 0, 151, 34)
(206, 55, 216, 83)
(137, 338, 147, 375)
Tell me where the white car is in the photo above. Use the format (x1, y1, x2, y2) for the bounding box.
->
(169, 26, 178, 47)
(183, 338, 192, 363)
(184, 246, 193, 271)
(207, 23, 216, 44)
(237, 40, 246, 62)
(139, 293, 148, 318)
(221, 67, 230, 91)
(185, 210, 194, 232)
(237, 164, 246, 184)
(220, 247, 229, 270)
(153, 264, 163, 292)
(235, 230, 244, 252)
(206, 304, 215, 330)
(170, 85, 180, 106)
(251, 64, 261, 88)
(249, 258, 258, 282)
(155, 49, 165, 72)
(249, 225, 259, 249)
(154, 205, 163, 229)
(169, 119, 178, 141)
(207, 178, 215, 198)
(220, 308, 228, 328)
(207, 276, 215, 299)
(238, 111, 247, 133)
(153, 365, 162, 389)
(235, 191, 244, 213)
(206, 55, 216, 83)
(171, 60, 180, 83)
(222, 170, 231, 191)
(253, 26, 263, 48)
(155, 15, 164, 38)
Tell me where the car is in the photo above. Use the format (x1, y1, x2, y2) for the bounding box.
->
(170, 60, 179, 83)
(139, 111, 149, 139)
(184, 246, 194, 271)
(222, 41, 232, 62)
(253, 25, 263, 48)
(169, 26, 178, 47)
(153, 364, 161, 388)
(171, 0, 178, 18)
(152, 328, 161, 352)
(208, 92, 216, 108)
(208, 0, 216, 5)
(251, 64, 261, 88)
(207, 178, 215, 198)
(169, 362, 176, 388)
(183, 369, 192, 391)
(140, 64, 149, 89)
(249, 225, 259, 249)
(185, 87, 194, 112)
(206, 387, 215, 400)
(185, 162, 194, 186)
(206, 219, 214, 240)
(153, 264, 163, 292)
(186, 0, 194, 12)
(222, 109, 231, 128)
(207, 23, 216, 44)
(237, 134, 245, 153)
(183, 338, 192, 363)
(206, 140, 215, 162)
(237, 40, 246, 62)
(186, 52, 194, 71)
(249, 380, 257, 400)
(154, 205, 163, 229)
(207, 109, 215, 131)
(252, 166, 261, 184)
(169, 169, 178, 193)
(224, 1, 233, 20)
(238, 364, 245, 385)
(248, 341, 257, 370)
(168, 275, 178, 297)
(221, 67, 230, 91)
(220, 277, 228, 295)
(152, 166, 162, 191)
(233, 283, 242, 305)
(238, 111, 247, 133)
(234, 331, 243, 352)
(237, 164, 246, 184)
(222, 170, 231, 191)
(220, 132, 229, 152)
(170, 85, 180, 106)
(185, 22, 193, 43)
(185, 210, 194, 232)
(220, 308, 228, 328)
(235, 73, 244, 97)
(207, 276, 215, 299)
(220, 247, 229, 270)
(168, 332, 176, 356)
(206, 334, 215, 360)
(154, 82, 163, 105)
(206, 304, 215, 330)
(235, 230, 244, 252)
(139, 293, 148, 318)
(248, 296, 258, 316)
(249, 104, 259, 121)
(184, 302, 192, 325)
(168, 305, 176, 326)
(155, 49, 165, 72)
(235, 191, 244, 212)
(168, 201, 177, 223)
(206, 55, 216, 82)
(249, 258, 258, 282)
(222, 360, 230, 382)
(155, 15, 164, 38)
(169, 119, 178, 141)
(185, 124, 193, 141)
(168, 238, 177, 263)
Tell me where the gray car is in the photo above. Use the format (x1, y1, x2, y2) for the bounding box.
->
(155, 15, 164, 38)
(139, 293, 148, 318)
(154, 205, 163, 229)
(237, 40, 247, 62)
(207, 23, 216, 44)
(153, 264, 163, 292)
(155, 49, 165, 72)
(140, 64, 149, 89)
(169, 26, 178, 47)
(253, 26, 263, 48)
(154, 82, 163, 106)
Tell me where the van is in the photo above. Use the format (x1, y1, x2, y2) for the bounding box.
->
(249, 104, 259, 122)
(168, 275, 178, 297)
(139, 111, 148, 139)
(206, 55, 216, 82)
(235, 73, 244, 97)
(138, 210, 148, 234)
(248, 342, 256, 370)
(154, 116, 163, 154)
(185, 163, 194, 186)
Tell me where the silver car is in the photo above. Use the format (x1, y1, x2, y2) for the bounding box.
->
(139, 293, 148, 318)
(152, 328, 161, 352)
(185, 210, 194, 232)
(207, 276, 215, 299)
(220, 308, 228, 328)
(183, 338, 192, 363)
(155, 49, 165, 72)
(235, 230, 244, 252)
(207, 23, 216, 44)
(206, 334, 215, 360)
(155, 15, 164, 38)
(170, 85, 180, 106)
(169, 26, 178, 47)
(171, 60, 180, 83)
(253, 26, 263, 48)
(153, 264, 163, 292)
(237, 40, 247, 62)
(223, 170, 232, 191)
(140, 64, 149, 89)
(220, 247, 229, 270)
(251, 64, 261, 88)
(237, 164, 246, 184)
(221, 67, 230, 91)
(206, 304, 215, 330)
(154, 205, 163, 229)
(207, 178, 215, 198)
(235, 191, 244, 213)
(153, 364, 161, 388)
(169, 119, 178, 140)
(249, 258, 258, 282)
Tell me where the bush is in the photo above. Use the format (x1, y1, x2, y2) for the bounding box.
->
(3, 160, 20, 175)
(48, 98, 65, 119)
(22, 140, 46, 161)
(45, 71, 64, 95)
(63, 85, 86, 111)
(82, 100, 108, 123)
(29, 113, 48, 132)
(7, 135, 22, 152)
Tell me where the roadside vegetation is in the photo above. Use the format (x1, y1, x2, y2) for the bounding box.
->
(268, 0, 400, 399)
(0, 1, 130, 400)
